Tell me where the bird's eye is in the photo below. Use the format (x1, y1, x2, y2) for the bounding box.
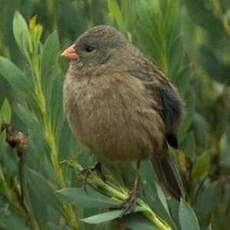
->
(85, 45, 95, 52)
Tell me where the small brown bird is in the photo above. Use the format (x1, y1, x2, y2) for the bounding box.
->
(62, 25, 185, 213)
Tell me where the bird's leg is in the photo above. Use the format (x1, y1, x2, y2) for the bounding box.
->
(120, 160, 141, 216)
(77, 162, 105, 191)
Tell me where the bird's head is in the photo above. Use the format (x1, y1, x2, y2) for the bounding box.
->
(61, 25, 128, 66)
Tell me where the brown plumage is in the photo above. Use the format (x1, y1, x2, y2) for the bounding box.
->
(62, 25, 185, 210)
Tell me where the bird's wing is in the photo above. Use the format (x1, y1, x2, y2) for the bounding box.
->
(127, 55, 185, 199)
(128, 56, 184, 148)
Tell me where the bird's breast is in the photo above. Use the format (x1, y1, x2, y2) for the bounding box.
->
(63, 72, 165, 161)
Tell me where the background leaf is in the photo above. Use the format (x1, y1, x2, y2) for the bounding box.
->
(0, 99, 11, 123)
(192, 151, 210, 181)
(13, 11, 30, 61)
(123, 213, 158, 230)
(81, 210, 123, 224)
(26, 168, 64, 224)
(57, 187, 120, 209)
(41, 31, 60, 88)
(179, 199, 200, 230)
(0, 57, 32, 99)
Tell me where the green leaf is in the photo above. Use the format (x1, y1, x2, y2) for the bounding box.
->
(140, 160, 176, 230)
(81, 207, 144, 224)
(179, 94, 195, 139)
(14, 103, 47, 161)
(14, 103, 39, 129)
(41, 31, 60, 112)
(108, 0, 125, 31)
(49, 76, 64, 136)
(81, 210, 122, 224)
(57, 187, 120, 209)
(0, 211, 28, 230)
(0, 57, 32, 99)
(193, 113, 210, 149)
(194, 182, 221, 228)
(155, 183, 169, 213)
(41, 31, 60, 80)
(13, 11, 30, 61)
(181, 132, 196, 162)
(219, 133, 230, 172)
(0, 131, 5, 150)
(123, 213, 158, 230)
(179, 199, 200, 230)
(168, 199, 180, 229)
(184, 0, 224, 37)
(192, 151, 210, 181)
(26, 168, 64, 222)
(0, 99, 11, 123)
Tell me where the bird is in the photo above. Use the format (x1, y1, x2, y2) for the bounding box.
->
(62, 25, 185, 214)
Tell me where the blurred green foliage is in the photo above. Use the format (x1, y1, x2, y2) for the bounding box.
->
(0, 0, 229, 229)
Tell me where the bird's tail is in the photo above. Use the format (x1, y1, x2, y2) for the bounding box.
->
(151, 150, 184, 200)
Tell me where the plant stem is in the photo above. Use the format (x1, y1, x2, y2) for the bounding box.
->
(30, 52, 79, 229)
(65, 160, 171, 230)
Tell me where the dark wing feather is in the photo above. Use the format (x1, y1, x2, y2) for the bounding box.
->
(128, 57, 184, 147)
(151, 82, 184, 148)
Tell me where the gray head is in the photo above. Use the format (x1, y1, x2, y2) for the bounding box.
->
(62, 25, 128, 66)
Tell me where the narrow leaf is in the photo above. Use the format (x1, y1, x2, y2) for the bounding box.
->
(123, 213, 158, 230)
(82, 207, 144, 224)
(140, 160, 176, 229)
(41, 31, 60, 79)
(13, 11, 30, 61)
(179, 199, 200, 230)
(108, 0, 125, 30)
(27, 168, 64, 221)
(57, 187, 120, 209)
(194, 182, 221, 227)
(81, 210, 122, 224)
(0, 99, 11, 123)
(0, 212, 28, 230)
(0, 57, 32, 98)
(192, 151, 210, 181)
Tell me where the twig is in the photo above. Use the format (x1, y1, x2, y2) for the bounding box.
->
(1, 123, 28, 211)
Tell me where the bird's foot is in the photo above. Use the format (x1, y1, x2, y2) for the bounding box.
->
(77, 162, 105, 191)
(77, 168, 91, 190)
(120, 160, 141, 216)
(120, 189, 139, 216)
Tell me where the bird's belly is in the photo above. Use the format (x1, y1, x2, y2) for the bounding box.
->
(64, 75, 164, 161)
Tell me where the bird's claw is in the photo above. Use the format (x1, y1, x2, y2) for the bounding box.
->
(77, 168, 91, 192)
(77, 162, 105, 191)
(120, 160, 141, 216)
(120, 190, 138, 216)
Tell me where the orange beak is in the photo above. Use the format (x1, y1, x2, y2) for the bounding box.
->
(61, 44, 78, 60)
